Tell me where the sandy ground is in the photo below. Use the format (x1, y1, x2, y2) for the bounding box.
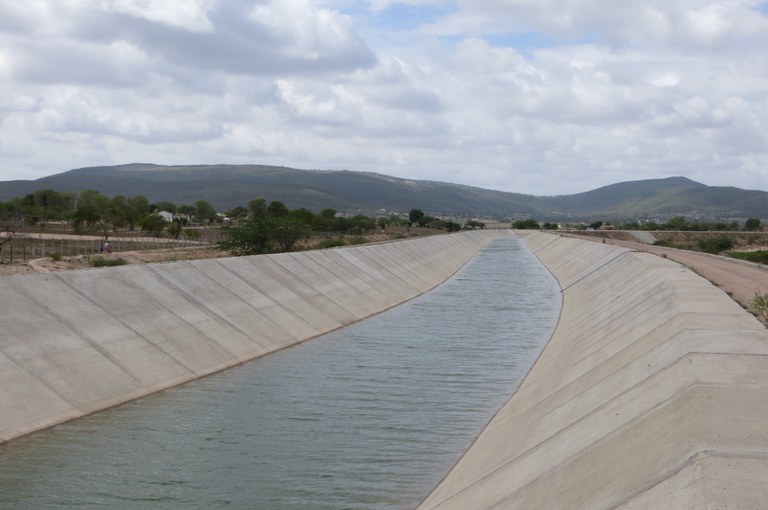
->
(0, 232, 403, 276)
(0, 246, 223, 276)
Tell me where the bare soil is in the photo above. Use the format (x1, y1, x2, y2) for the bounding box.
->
(0, 231, 414, 277)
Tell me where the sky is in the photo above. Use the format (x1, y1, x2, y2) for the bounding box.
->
(1, 1, 768, 196)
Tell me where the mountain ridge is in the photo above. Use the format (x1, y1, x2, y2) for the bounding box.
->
(1, 164, 766, 220)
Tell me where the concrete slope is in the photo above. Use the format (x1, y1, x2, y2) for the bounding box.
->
(419, 231, 768, 509)
(0, 230, 506, 444)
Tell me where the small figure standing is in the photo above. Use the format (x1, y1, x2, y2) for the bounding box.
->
(104, 242, 112, 254)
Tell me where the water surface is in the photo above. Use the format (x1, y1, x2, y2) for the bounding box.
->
(0, 237, 560, 509)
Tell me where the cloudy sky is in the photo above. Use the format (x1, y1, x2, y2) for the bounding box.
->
(1, 0, 767, 195)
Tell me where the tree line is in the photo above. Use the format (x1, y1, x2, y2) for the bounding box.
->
(0, 189, 472, 256)
(0, 188, 219, 238)
(593, 216, 762, 231)
(509, 216, 763, 231)
(217, 203, 466, 255)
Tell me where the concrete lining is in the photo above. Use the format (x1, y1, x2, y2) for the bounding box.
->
(418, 231, 768, 509)
(0, 230, 505, 444)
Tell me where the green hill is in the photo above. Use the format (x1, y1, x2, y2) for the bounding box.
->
(1, 164, 766, 220)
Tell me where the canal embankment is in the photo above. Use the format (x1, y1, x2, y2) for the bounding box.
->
(418, 231, 768, 509)
(0, 230, 506, 444)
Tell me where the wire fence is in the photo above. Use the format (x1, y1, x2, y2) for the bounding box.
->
(0, 235, 222, 263)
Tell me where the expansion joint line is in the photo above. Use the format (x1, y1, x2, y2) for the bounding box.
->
(530, 234, 563, 255)
(560, 250, 638, 293)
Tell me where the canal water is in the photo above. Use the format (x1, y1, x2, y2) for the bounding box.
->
(0, 237, 561, 510)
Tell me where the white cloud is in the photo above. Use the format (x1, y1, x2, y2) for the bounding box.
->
(1, 0, 768, 196)
(108, 0, 216, 32)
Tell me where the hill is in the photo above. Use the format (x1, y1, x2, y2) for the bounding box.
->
(1, 164, 766, 220)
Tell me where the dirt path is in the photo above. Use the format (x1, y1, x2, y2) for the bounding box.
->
(0, 246, 222, 276)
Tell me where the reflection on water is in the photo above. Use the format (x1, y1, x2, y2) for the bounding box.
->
(0, 237, 560, 509)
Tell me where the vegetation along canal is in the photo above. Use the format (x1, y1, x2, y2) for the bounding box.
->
(0, 237, 561, 509)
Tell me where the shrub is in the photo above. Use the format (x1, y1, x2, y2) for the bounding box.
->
(697, 236, 734, 254)
(317, 238, 346, 249)
(90, 257, 127, 267)
(347, 236, 368, 245)
(729, 250, 768, 265)
(751, 291, 768, 323)
(49, 252, 62, 262)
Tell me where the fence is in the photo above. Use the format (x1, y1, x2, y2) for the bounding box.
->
(0, 235, 222, 264)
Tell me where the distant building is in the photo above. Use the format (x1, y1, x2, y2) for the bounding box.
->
(157, 211, 194, 223)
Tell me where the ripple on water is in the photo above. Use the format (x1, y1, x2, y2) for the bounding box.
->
(0, 237, 560, 510)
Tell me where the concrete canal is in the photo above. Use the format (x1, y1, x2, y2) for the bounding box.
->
(0, 237, 560, 509)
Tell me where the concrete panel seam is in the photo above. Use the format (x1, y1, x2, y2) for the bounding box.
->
(213, 259, 316, 339)
(10, 278, 145, 387)
(560, 250, 635, 293)
(599, 449, 768, 510)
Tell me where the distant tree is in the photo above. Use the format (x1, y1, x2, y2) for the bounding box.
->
(32, 189, 74, 220)
(226, 206, 249, 223)
(745, 218, 762, 231)
(467, 219, 485, 230)
(312, 208, 336, 231)
(249, 198, 267, 218)
(155, 201, 177, 213)
(185, 228, 201, 242)
(217, 217, 275, 255)
(272, 218, 311, 252)
(319, 208, 337, 220)
(287, 207, 315, 225)
(421, 215, 438, 227)
(72, 204, 101, 233)
(697, 235, 734, 254)
(513, 219, 540, 229)
(177, 204, 197, 218)
(267, 200, 289, 218)
(126, 195, 150, 230)
(139, 213, 168, 236)
(167, 219, 183, 239)
(195, 200, 217, 224)
(349, 215, 377, 233)
(663, 216, 688, 231)
(445, 221, 462, 232)
(408, 208, 425, 226)
(109, 195, 130, 231)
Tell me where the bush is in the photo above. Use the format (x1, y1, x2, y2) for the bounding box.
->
(317, 238, 346, 249)
(49, 252, 62, 262)
(729, 250, 768, 265)
(90, 257, 127, 267)
(347, 236, 368, 245)
(696, 236, 734, 254)
(751, 291, 768, 323)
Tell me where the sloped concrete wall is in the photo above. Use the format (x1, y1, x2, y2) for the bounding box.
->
(419, 231, 768, 509)
(0, 230, 506, 444)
